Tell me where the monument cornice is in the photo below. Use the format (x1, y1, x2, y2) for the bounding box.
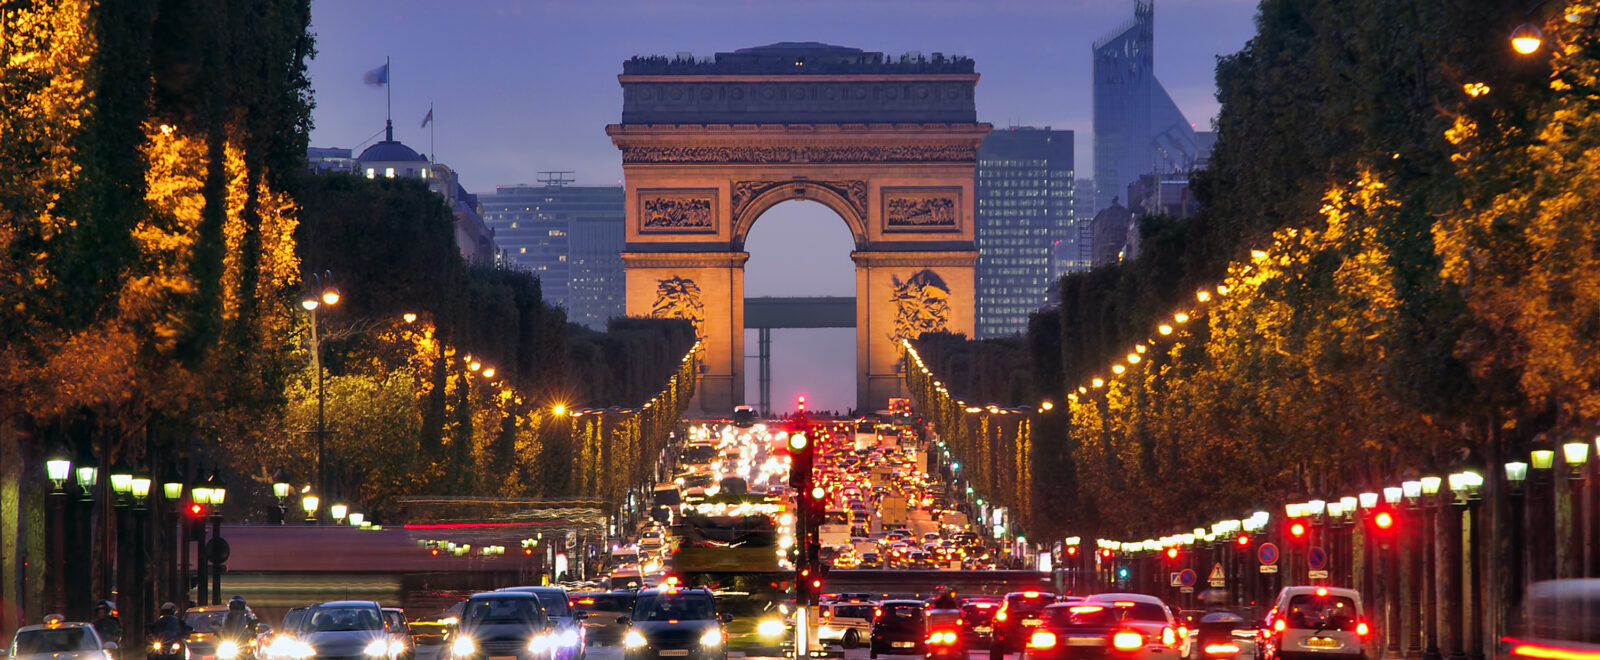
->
(850, 250, 979, 267)
(618, 73, 980, 84)
(621, 251, 751, 269)
(607, 122, 992, 137)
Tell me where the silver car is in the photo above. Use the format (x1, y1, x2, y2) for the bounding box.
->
(4, 619, 115, 660)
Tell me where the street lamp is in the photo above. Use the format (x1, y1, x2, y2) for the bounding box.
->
(1512, 23, 1543, 54)
(1506, 461, 1530, 493)
(109, 459, 134, 499)
(272, 468, 291, 503)
(348, 511, 365, 527)
(45, 446, 71, 492)
(75, 447, 98, 500)
(1359, 492, 1379, 509)
(303, 270, 342, 520)
(1383, 486, 1403, 506)
(331, 502, 348, 523)
(1402, 480, 1423, 506)
(161, 464, 184, 501)
(130, 471, 152, 506)
(1563, 440, 1589, 477)
(301, 493, 320, 521)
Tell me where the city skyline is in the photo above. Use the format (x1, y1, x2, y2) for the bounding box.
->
(306, 0, 1257, 191)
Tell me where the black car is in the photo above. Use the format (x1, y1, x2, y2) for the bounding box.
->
(293, 601, 392, 660)
(618, 587, 730, 660)
(960, 599, 1001, 648)
(990, 592, 1059, 660)
(448, 592, 555, 660)
(497, 587, 587, 660)
(870, 600, 925, 658)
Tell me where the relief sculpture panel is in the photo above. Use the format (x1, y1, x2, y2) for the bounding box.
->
(640, 190, 717, 233)
(883, 187, 960, 231)
(731, 179, 868, 221)
(887, 269, 952, 344)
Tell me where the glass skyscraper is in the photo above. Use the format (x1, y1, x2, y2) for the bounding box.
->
(1092, 0, 1209, 215)
(479, 184, 625, 329)
(975, 127, 1076, 338)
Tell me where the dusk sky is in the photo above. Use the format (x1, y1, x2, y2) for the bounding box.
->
(306, 0, 1261, 413)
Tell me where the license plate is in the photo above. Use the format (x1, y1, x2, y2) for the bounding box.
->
(1067, 637, 1104, 647)
(893, 642, 915, 648)
(491, 656, 518, 660)
(1022, 618, 1042, 626)
(1305, 638, 1341, 649)
(974, 626, 993, 634)
(660, 650, 690, 657)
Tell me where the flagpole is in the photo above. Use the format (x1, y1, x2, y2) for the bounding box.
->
(386, 56, 392, 130)
(429, 102, 435, 164)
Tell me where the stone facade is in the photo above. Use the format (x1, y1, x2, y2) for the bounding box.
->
(610, 44, 991, 413)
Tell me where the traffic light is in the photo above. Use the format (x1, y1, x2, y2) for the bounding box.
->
(1165, 547, 1179, 560)
(1236, 534, 1250, 547)
(1290, 522, 1307, 538)
(1375, 512, 1395, 529)
(185, 503, 207, 540)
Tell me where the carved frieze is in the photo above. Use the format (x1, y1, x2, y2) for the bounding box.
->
(731, 179, 868, 221)
(620, 144, 976, 164)
(882, 187, 960, 231)
(639, 189, 716, 233)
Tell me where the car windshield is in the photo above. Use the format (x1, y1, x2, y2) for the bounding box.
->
(464, 598, 543, 626)
(307, 607, 383, 632)
(15, 629, 93, 654)
(1284, 594, 1360, 631)
(184, 611, 226, 632)
(633, 592, 716, 621)
(961, 603, 998, 622)
(878, 604, 924, 630)
(528, 592, 570, 617)
(1004, 595, 1057, 615)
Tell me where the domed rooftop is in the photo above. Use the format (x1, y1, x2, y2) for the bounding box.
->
(732, 42, 864, 55)
(358, 140, 425, 163)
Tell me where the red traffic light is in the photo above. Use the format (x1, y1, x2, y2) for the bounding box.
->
(1374, 512, 1395, 530)
(1165, 548, 1178, 559)
(188, 503, 204, 516)
(1290, 523, 1306, 538)
(1066, 547, 1078, 556)
(430, 548, 440, 556)
(1237, 535, 1250, 546)
(1100, 549, 1112, 559)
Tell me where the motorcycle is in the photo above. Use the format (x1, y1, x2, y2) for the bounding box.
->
(148, 635, 189, 660)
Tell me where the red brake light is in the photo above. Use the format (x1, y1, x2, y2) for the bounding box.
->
(1023, 591, 1041, 598)
(1028, 631, 1057, 649)
(1356, 622, 1369, 636)
(1273, 619, 1286, 632)
(1112, 631, 1144, 651)
(1204, 643, 1242, 656)
(1162, 627, 1176, 646)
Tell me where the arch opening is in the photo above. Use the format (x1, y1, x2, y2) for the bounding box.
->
(732, 180, 868, 251)
(742, 199, 858, 416)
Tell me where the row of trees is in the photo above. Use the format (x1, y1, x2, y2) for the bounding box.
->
(909, 0, 1600, 546)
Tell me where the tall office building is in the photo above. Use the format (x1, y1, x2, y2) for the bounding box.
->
(974, 127, 1075, 338)
(1092, 0, 1212, 216)
(478, 179, 625, 329)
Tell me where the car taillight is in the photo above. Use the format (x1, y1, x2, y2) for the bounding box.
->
(1204, 644, 1241, 656)
(1273, 619, 1286, 632)
(1028, 632, 1057, 649)
(1162, 627, 1176, 646)
(1507, 639, 1600, 660)
(1113, 631, 1144, 651)
(927, 631, 959, 646)
(1357, 622, 1369, 637)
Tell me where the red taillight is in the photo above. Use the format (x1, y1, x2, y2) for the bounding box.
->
(1112, 631, 1144, 651)
(1356, 622, 1369, 636)
(1507, 639, 1600, 660)
(1162, 627, 1176, 646)
(927, 631, 959, 646)
(1027, 631, 1057, 649)
(1204, 644, 1241, 656)
(1273, 619, 1285, 632)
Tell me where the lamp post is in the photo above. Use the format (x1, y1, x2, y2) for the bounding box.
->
(160, 464, 184, 607)
(204, 470, 227, 605)
(271, 468, 291, 525)
(1561, 440, 1588, 579)
(301, 491, 320, 524)
(302, 270, 341, 522)
(1420, 475, 1443, 660)
(44, 446, 71, 616)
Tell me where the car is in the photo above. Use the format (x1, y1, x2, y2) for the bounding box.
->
(4, 617, 115, 660)
(1177, 612, 1255, 660)
(1021, 596, 1179, 660)
(447, 592, 556, 660)
(1261, 587, 1367, 660)
(498, 587, 587, 660)
(924, 602, 965, 660)
(990, 592, 1060, 660)
(819, 602, 874, 649)
(1502, 579, 1600, 660)
(572, 592, 636, 646)
(183, 604, 255, 660)
(267, 601, 391, 660)
(618, 587, 730, 660)
(713, 591, 790, 657)
(640, 530, 666, 554)
(870, 600, 926, 658)
(860, 552, 882, 569)
(732, 406, 757, 428)
(408, 601, 465, 647)
(959, 598, 1001, 648)
(382, 608, 417, 660)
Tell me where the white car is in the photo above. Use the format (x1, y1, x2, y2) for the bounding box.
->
(1263, 586, 1368, 660)
(818, 602, 874, 649)
(5, 618, 115, 660)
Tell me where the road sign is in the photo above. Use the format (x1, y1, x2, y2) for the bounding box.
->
(1259, 564, 1279, 573)
(1181, 586, 1195, 594)
(1208, 563, 1226, 587)
(1179, 569, 1197, 587)
(1170, 572, 1182, 587)
(1258, 542, 1279, 565)
(1308, 546, 1328, 570)
(1309, 569, 1330, 579)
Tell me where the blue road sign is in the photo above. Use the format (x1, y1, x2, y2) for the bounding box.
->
(1179, 569, 1197, 587)
(1308, 546, 1328, 570)
(1259, 542, 1280, 565)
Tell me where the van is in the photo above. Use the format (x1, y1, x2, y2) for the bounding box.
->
(1263, 586, 1369, 660)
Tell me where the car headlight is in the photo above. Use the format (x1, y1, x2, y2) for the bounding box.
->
(558, 630, 579, 648)
(218, 641, 241, 660)
(388, 641, 406, 657)
(699, 629, 723, 647)
(451, 636, 477, 657)
(527, 635, 551, 654)
(757, 619, 784, 638)
(624, 631, 647, 649)
(364, 640, 391, 657)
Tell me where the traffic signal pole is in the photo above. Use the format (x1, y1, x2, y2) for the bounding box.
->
(788, 400, 816, 660)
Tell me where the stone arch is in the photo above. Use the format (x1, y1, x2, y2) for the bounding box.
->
(730, 180, 869, 251)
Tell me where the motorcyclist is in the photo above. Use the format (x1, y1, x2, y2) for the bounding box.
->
(92, 600, 123, 647)
(218, 596, 257, 659)
(149, 602, 188, 640)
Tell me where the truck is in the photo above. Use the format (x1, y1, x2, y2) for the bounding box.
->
(880, 495, 909, 530)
